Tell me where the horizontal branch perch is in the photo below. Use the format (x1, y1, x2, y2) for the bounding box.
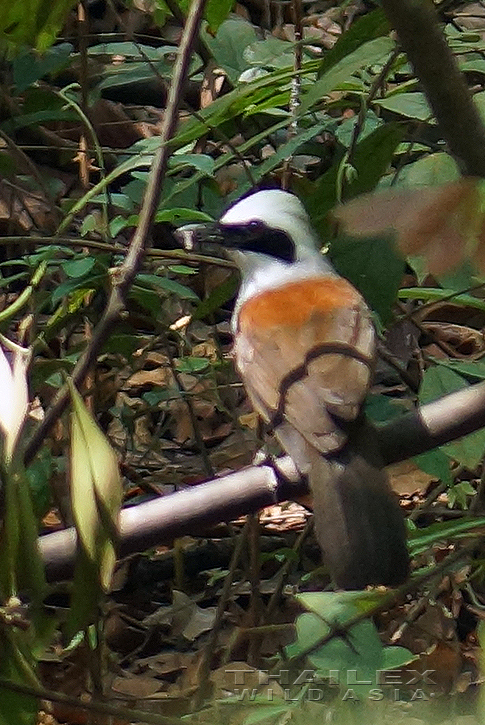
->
(40, 380, 485, 581)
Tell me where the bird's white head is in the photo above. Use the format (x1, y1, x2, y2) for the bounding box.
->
(220, 189, 321, 262)
(175, 188, 335, 318)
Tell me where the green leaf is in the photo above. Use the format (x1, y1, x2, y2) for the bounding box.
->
(102, 334, 144, 357)
(336, 109, 382, 146)
(343, 122, 406, 197)
(1, 109, 77, 134)
(0, 463, 46, 603)
(175, 357, 210, 373)
(154, 208, 213, 224)
(420, 367, 485, 469)
(0, 0, 78, 51)
(374, 92, 433, 121)
(169, 153, 215, 176)
(50, 277, 103, 305)
(235, 123, 327, 196)
(242, 706, 289, 724)
(306, 122, 406, 231)
(408, 516, 485, 554)
(62, 257, 96, 279)
(202, 17, 258, 84)
(205, 0, 234, 33)
(330, 235, 405, 324)
(395, 152, 460, 188)
(26, 447, 53, 518)
(447, 481, 476, 510)
(12, 43, 73, 90)
(286, 595, 415, 698)
(472, 90, 485, 127)
(69, 382, 122, 592)
(88, 41, 172, 60)
(307, 620, 413, 697)
(244, 36, 295, 69)
(168, 265, 198, 275)
(136, 273, 199, 300)
(398, 287, 485, 312)
(296, 590, 386, 622)
(300, 36, 395, 114)
(434, 358, 485, 381)
(365, 393, 407, 425)
(0, 629, 38, 725)
(130, 286, 162, 315)
(413, 449, 452, 486)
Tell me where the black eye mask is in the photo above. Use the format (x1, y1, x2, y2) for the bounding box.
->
(174, 221, 296, 263)
(219, 223, 296, 262)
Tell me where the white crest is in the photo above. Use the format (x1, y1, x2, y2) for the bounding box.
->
(221, 190, 321, 258)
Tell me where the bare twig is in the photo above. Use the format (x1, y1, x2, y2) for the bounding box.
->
(196, 522, 249, 704)
(0, 677, 187, 725)
(281, 0, 303, 190)
(24, 0, 208, 465)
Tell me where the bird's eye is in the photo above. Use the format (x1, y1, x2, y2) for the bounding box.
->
(248, 220, 263, 231)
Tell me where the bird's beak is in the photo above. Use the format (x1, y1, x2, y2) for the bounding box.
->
(174, 222, 224, 253)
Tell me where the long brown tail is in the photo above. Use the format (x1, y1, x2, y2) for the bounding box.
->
(307, 429, 409, 590)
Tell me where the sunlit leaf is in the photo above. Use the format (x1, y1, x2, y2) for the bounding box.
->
(69, 382, 122, 591)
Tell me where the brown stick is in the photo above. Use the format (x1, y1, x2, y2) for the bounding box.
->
(40, 380, 485, 581)
(381, 0, 485, 176)
(24, 0, 208, 465)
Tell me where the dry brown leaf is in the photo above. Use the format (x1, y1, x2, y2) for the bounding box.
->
(388, 460, 437, 496)
(200, 59, 226, 108)
(111, 674, 162, 698)
(333, 178, 485, 275)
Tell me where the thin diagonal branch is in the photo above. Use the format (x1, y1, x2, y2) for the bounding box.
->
(24, 0, 208, 465)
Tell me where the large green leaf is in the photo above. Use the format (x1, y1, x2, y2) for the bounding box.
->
(394, 152, 460, 188)
(205, 0, 234, 33)
(0, 0, 77, 51)
(286, 592, 415, 698)
(329, 235, 405, 324)
(202, 17, 257, 84)
(307, 122, 406, 229)
(409, 515, 485, 554)
(399, 287, 485, 312)
(12, 43, 73, 91)
(375, 92, 433, 121)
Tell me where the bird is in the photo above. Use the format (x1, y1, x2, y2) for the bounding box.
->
(175, 189, 409, 590)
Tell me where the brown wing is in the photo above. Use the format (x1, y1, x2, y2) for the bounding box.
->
(234, 277, 375, 461)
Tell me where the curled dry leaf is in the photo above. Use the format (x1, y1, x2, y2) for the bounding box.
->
(333, 178, 485, 276)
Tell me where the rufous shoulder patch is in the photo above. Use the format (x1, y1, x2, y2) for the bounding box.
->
(238, 277, 361, 331)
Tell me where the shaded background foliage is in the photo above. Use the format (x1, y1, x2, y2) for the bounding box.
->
(3, 0, 485, 723)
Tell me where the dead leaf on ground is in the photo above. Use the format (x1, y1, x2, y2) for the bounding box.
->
(388, 460, 436, 496)
(111, 674, 163, 698)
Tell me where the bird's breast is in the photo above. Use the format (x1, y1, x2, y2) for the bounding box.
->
(237, 276, 363, 332)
